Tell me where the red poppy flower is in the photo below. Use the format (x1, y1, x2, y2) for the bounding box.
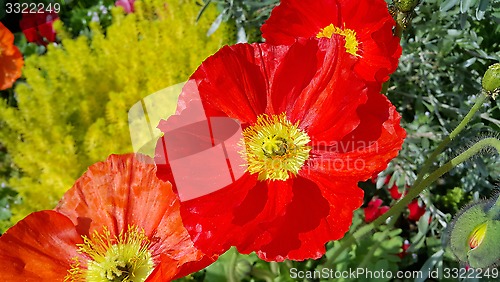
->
(0, 22, 23, 90)
(408, 199, 426, 221)
(261, 0, 401, 82)
(19, 11, 59, 45)
(364, 198, 390, 223)
(154, 37, 406, 261)
(0, 154, 215, 281)
(389, 184, 403, 200)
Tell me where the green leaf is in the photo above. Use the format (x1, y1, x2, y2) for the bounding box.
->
(460, 0, 475, 13)
(207, 12, 224, 36)
(440, 0, 460, 12)
(476, 0, 490, 20)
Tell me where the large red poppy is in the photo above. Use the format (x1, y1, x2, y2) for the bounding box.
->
(261, 0, 401, 82)
(0, 154, 215, 281)
(0, 22, 23, 90)
(154, 37, 406, 261)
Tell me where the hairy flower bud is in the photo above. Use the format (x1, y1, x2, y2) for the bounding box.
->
(482, 63, 500, 99)
(448, 193, 500, 268)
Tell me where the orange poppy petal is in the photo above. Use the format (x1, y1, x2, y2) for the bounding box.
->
(55, 154, 175, 238)
(145, 254, 180, 282)
(0, 210, 82, 281)
(0, 23, 24, 90)
(55, 153, 213, 276)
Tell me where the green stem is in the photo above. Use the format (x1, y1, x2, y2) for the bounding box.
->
(413, 93, 488, 188)
(326, 137, 500, 267)
(358, 215, 398, 269)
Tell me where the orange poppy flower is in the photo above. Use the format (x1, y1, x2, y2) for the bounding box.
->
(0, 22, 23, 90)
(0, 154, 215, 281)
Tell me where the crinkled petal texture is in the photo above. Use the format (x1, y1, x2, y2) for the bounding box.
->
(0, 154, 213, 281)
(155, 38, 405, 261)
(261, 0, 402, 82)
(55, 153, 215, 280)
(0, 210, 82, 281)
(0, 23, 24, 90)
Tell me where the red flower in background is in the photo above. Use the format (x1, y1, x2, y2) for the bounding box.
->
(155, 37, 405, 261)
(398, 240, 411, 258)
(19, 11, 59, 45)
(408, 199, 426, 221)
(0, 154, 214, 281)
(261, 0, 401, 82)
(389, 183, 403, 200)
(364, 198, 390, 223)
(0, 23, 23, 90)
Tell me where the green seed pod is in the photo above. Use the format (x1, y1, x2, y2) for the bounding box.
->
(482, 63, 500, 98)
(448, 193, 500, 268)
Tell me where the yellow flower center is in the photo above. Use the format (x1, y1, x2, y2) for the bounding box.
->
(468, 222, 488, 249)
(65, 226, 154, 282)
(316, 24, 359, 56)
(240, 113, 311, 181)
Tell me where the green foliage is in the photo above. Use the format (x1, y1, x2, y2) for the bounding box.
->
(386, 0, 500, 191)
(0, 0, 232, 225)
(435, 187, 471, 213)
(198, 0, 278, 43)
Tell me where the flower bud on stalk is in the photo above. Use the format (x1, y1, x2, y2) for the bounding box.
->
(482, 63, 500, 99)
(448, 193, 500, 268)
(390, 0, 420, 30)
(394, 0, 420, 12)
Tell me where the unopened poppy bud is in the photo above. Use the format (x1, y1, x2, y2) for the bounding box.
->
(482, 63, 500, 99)
(448, 193, 500, 268)
(394, 0, 420, 12)
(468, 222, 487, 249)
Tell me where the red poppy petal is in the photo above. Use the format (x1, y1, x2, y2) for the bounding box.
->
(38, 21, 57, 42)
(309, 88, 405, 180)
(176, 38, 366, 143)
(267, 36, 367, 138)
(177, 172, 291, 256)
(255, 174, 363, 261)
(292, 38, 368, 140)
(261, 0, 341, 44)
(0, 210, 81, 280)
(177, 43, 276, 124)
(262, 0, 401, 82)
